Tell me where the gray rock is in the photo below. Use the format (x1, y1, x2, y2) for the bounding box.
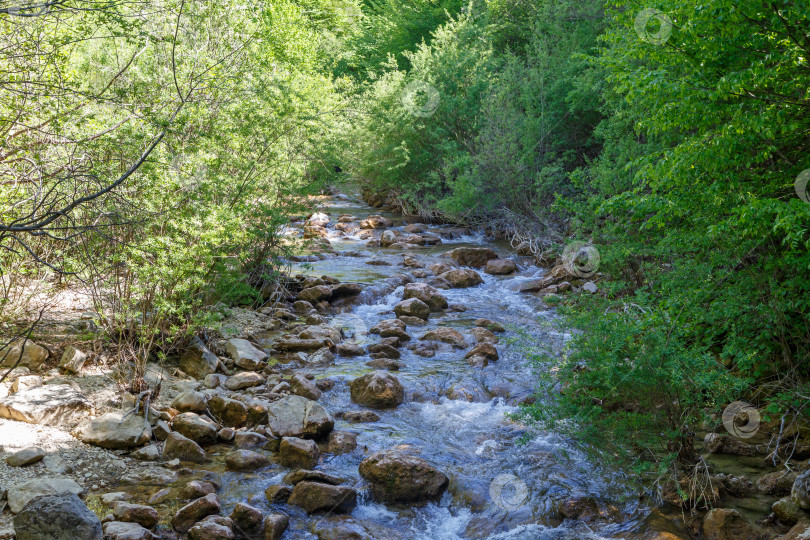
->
(209, 395, 248, 428)
(112, 501, 159, 529)
(0, 384, 92, 426)
(265, 395, 334, 439)
(263, 514, 289, 540)
(225, 449, 270, 471)
(60, 346, 88, 373)
(583, 281, 598, 293)
(792, 469, 810, 509)
(72, 411, 151, 449)
(10, 375, 42, 394)
(393, 298, 430, 320)
(6, 446, 46, 467)
(224, 371, 264, 391)
(172, 493, 221, 534)
(102, 521, 157, 540)
(350, 371, 404, 409)
(188, 518, 233, 540)
(172, 412, 218, 445)
(358, 449, 448, 503)
(170, 390, 207, 413)
(13, 494, 101, 540)
(233, 431, 268, 448)
(180, 337, 219, 380)
(287, 481, 357, 514)
(289, 374, 322, 401)
(131, 444, 161, 461)
(225, 339, 268, 370)
(229, 502, 263, 534)
(7, 478, 85, 513)
(279, 437, 320, 469)
(162, 432, 206, 463)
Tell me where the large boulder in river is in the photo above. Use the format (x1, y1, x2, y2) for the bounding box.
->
(792, 470, 810, 509)
(359, 215, 393, 229)
(73, 411, 151, 449)
(13, 494, 102, 539)
(307, 212, 330, 227)
(420, 327, 467, 349)
(485, 258, 517, 275)
(225, 339, 267, 370)
(266, 395, 334, 439)
(394, 298, 430, 320)
(350, 371, 404, 409)
(7, 478, 85, 514)
(288, 482, 357, 514)
(446, 247, 498, 268)
(0, 339, 48, 369)
(0, 384, 92, 426)
(403, 283, 448, 311)
(358, 449, 449, 503)
(437, 269, 483, 288)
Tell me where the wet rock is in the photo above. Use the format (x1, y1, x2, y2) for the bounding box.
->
(6, 446, 45, 467)
(350, 371, 404, 409)
(558, 497, 599, 521)
(73, 411, 151, 449)
(759, 470, 798, 495)
(265, 395, 334, 439)
(172, 493, 221, 534)
(326, 431, 358, 455)
(209, 395, 248, 428)
(180, 338, 220, 380)
(394, 298, 430, 320)
(370, 319, 406, 335)
(13, 493, 101, 540)
(447, 247, 498, 268)
(188, 518, 234, 540)
(298, 285, 333, 303)
(224, 371, 264, 391)
(704, 433, 762, 456)
(7, 477, 84, 513)
(280, 437, 320, 469)
(180, 480, 217, 500)
(171, 390, 207, 413)
(283, 470, 344, 486)
(289, 373, 322, 401)
(339, 410, 380, 423)
(225, 449, 270, 471)
(229, 502, 263, 535)
(172, 412, 218, 445)
(316, 379, 336, 392)
(359, 215, 393, 229)
(485, 258, 517, 275)
(474, 318, 505, 332)
(0, 339, 48, 369)
(265, 485, 292, 503)
(113, 502, 159, 529)
(275, 338, 329, 353)
(470, 327, 498, 344)
(367, 343, 400, 359)
(793, 470, 810, 509)
(147, 488, 172, 505)
(336, 343, 365, 357)
(234, 430, 268, 448)
(420, 327, 467, 349)
(312, 518, 375, 540)
(774, 497, 805, 524)
(779, 521, 810, 539)
(306, 347, 337, 366)
(225, 339, 268, 370)
(288, 481, 357, 514)
(0, 384, 92, 426)
(702, 508, 760, 540)
(380, 229, 399, 247)
(263, 514, 289, 540)
(403, 283, 448, 311)
(465, 343, 499, 365)
(307, 212, 330, 227)
(163, 432, 207, 463)
(60, 346, 88, 373)
(437, 269, 483, 288)
(366, 358, 404, 371)
(359, 449, 448, 503)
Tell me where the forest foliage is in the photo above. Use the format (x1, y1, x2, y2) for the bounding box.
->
(1, 0, 809, 490)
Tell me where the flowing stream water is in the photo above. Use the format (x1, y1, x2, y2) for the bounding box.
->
(209, 193, 686, 539)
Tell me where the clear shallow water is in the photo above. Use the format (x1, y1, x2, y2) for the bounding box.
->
(216, 194, 680, 539)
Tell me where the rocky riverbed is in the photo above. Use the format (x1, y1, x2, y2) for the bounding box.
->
(0, 192, 808, 539)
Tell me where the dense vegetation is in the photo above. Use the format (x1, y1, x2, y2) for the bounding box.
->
(2, 0, 808, 503)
